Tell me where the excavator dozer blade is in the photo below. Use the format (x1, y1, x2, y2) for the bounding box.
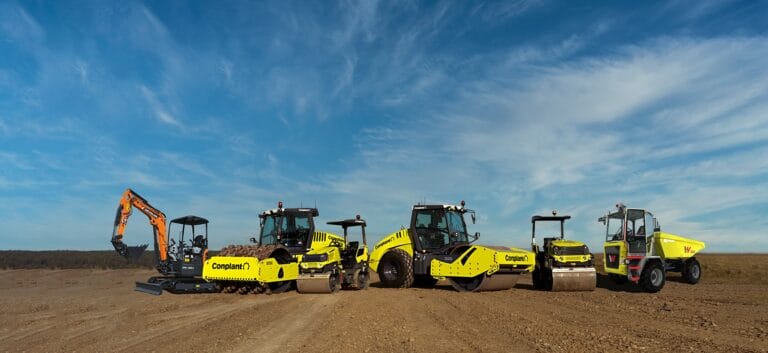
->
(135, 281, 164, 295)
(551, 267, 596, 292)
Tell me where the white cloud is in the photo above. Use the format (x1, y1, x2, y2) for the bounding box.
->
(317, 35, 768, 250)
(140, 84, 181, 126)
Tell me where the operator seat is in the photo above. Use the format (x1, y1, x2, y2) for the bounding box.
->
(543, 237, 558, 249)
(192, 235, 206, 254)
(342, 241, 360, 267)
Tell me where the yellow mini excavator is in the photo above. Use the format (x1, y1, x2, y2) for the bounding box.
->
(110, 188, 219, 295)
(369, 201, 535, 292)
(530, 211, 596, 291)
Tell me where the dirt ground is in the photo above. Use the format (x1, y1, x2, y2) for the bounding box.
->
(1, 254, 766, 353)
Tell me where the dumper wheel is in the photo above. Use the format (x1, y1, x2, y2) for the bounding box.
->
(378, 249, 414, 288)
(641, 262, 665, 293)
(682, 257, 701, 284)
(413, 275, 438, 288)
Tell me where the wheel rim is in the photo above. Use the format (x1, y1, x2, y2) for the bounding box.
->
(651, 268, 663, 286)
(381, 261, 399, 281)
(691, 264, 700, 279)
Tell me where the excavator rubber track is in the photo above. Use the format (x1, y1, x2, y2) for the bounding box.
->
(551, 267, 596, 291)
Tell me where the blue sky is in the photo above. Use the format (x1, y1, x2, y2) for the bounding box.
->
(1, 1, 767, 252)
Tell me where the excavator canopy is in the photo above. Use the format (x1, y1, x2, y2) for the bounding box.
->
(171, 215, 209, 225)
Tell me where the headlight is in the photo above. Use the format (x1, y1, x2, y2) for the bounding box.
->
(553, 246, 560, 255)
(303, 254, 328, 262)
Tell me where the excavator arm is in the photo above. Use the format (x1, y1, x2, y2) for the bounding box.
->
(110, 188, 170, 263)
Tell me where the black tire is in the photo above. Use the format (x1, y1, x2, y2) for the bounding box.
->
(355, 270, 370, 290)
(377, 249, 414, 288)
(609, 274, 628, 285)
(413, 275, 438, 288)
(641, 261, 665, 293)
(542, 268, 553, 291)
(268, 280, 292, 294)
(682, 257, 701, 284)
(532, 267, 544, 290)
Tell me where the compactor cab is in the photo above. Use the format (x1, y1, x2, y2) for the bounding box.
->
(296, 215, 371, 293)
(328, 216, 369, 275)
(530, 212, 595, 291)
(370, 201, 536, 292)
(600, 203, 705, 293)
(255, 203, 319, 258)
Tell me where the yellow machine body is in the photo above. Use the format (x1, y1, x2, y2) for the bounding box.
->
(201, 230, 337, 284)
(202, 255, 299, 283)
(298, 231, 346, 272)
(653, 232, 705, 259)
(369, 229, 414, 272)
(429, 245, 535, 278)
(548, 239, 594, 265)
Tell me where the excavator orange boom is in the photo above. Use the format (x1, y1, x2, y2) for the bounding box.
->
(110, 188, 170, 262)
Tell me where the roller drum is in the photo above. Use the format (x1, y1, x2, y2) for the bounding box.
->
(296, 273, 340, 294)
(550, 267, 596, 291)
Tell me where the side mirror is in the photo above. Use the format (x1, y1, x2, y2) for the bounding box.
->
(598, 216, 606, 225)
(249, 237, 258, 244)
(473, 232, 480, 241)
(653, 218, 660, 232)
(471, 212, 476, 224)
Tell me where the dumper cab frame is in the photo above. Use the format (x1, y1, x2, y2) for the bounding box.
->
(600, 203, 703, 292)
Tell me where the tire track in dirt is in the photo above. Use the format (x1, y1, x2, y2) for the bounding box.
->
(227, 294, 340, 353)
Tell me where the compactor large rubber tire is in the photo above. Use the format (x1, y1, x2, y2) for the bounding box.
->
(641, 261, 665, 293)
(682, 257, 701, 284)
(377, 249, 414, 288)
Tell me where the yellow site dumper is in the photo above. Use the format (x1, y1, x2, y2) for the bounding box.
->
(600, 203, 705, 293)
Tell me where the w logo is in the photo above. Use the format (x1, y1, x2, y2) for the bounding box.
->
(608, 255, 616, 262)
(684, 246, 692, 253)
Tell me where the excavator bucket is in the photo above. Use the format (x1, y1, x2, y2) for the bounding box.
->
(551, 267, 596, 291)
(112, 240, 148, 262)
(124, 244, 148, 261)
(135, 280, 164, 295)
